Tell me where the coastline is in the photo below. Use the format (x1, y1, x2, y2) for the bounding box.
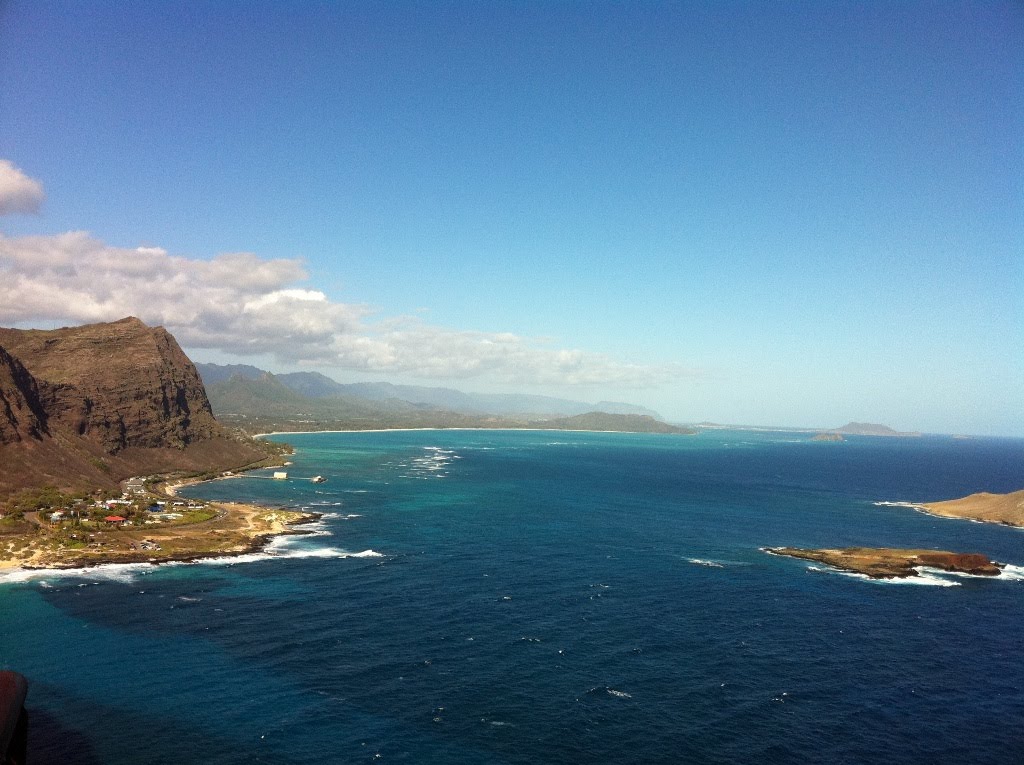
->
(919, 489, 1024, 528)
(0, 499, 321, 573)
(251, 426, 699, 438)
(0, 446, 315, 573)
(875, 489, 1024, 529)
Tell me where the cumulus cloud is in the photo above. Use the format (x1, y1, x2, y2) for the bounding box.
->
(0, 161, 45, 215)
(0, 230, 679, 387)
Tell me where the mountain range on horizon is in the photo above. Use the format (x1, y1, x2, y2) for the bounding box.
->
(195, 363, 665, 421)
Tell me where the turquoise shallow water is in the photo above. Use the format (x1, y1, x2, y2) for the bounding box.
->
(3, 429, 1024, 763)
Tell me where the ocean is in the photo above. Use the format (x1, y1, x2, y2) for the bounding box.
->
(3, 429, 1024, 764)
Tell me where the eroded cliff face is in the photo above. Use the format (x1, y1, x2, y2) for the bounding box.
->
(0, 318, 220, 452)
(0, 344, 48, 444)
(0, 318, 270, 494)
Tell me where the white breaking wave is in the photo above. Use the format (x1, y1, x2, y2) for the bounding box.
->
(194, 546, 382, 566)
(997, 564, 1024, 581)
(915, 566, 1006, 581)
(293, 514, 337, 537)
(398, 446, 462, 479)
(0, 561, 157, 585)
(0, 540, 386, 584)
(686, 558, 725, 568)
(587, 686, 633, 699)
(805, 565, 961, 587)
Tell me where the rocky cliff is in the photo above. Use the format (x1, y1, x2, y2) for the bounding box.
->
(0, 318, 271, 495)
(0, 345, 48, 445)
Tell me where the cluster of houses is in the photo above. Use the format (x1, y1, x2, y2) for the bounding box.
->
(44, 478, 209, 527)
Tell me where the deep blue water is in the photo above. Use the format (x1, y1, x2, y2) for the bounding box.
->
(3, 429, 1024, 764)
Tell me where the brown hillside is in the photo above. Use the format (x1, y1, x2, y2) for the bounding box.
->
(922, 490, 1024, 528)
(0, 344, 48, 444)
(0, 318, 271, 495)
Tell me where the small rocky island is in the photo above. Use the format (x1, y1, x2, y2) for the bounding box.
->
(811, 432, 844, 442)
(766, 546, 1003, 579)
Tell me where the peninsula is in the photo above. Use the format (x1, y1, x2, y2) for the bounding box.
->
(0, 491, 318, 571)
(766, 546, 1003, 579)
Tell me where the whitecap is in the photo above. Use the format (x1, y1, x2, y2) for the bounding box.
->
(686, 558, 725, 568)
(585, 685, 633, 699)
(339, 549, 384, 558)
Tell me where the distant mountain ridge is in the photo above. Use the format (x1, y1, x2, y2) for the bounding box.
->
(195, 363, 693, 435)
(195, 363, 664, 420)
(531, 412, 686, 434)
(685, 420, 924, 437)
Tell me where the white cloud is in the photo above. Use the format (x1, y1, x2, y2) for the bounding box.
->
(0, 161, 45, 215)
(0, 230, 680, 388)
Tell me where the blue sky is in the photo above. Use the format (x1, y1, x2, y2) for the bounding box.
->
(0, 1, 1020, 435)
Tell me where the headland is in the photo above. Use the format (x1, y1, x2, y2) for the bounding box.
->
(919, 489, 1024, 528)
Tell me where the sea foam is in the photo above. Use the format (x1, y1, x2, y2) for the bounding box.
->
(0, 561, 157, 585)
(686, 558, 725, 568)
(805, 565, 961, 587)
